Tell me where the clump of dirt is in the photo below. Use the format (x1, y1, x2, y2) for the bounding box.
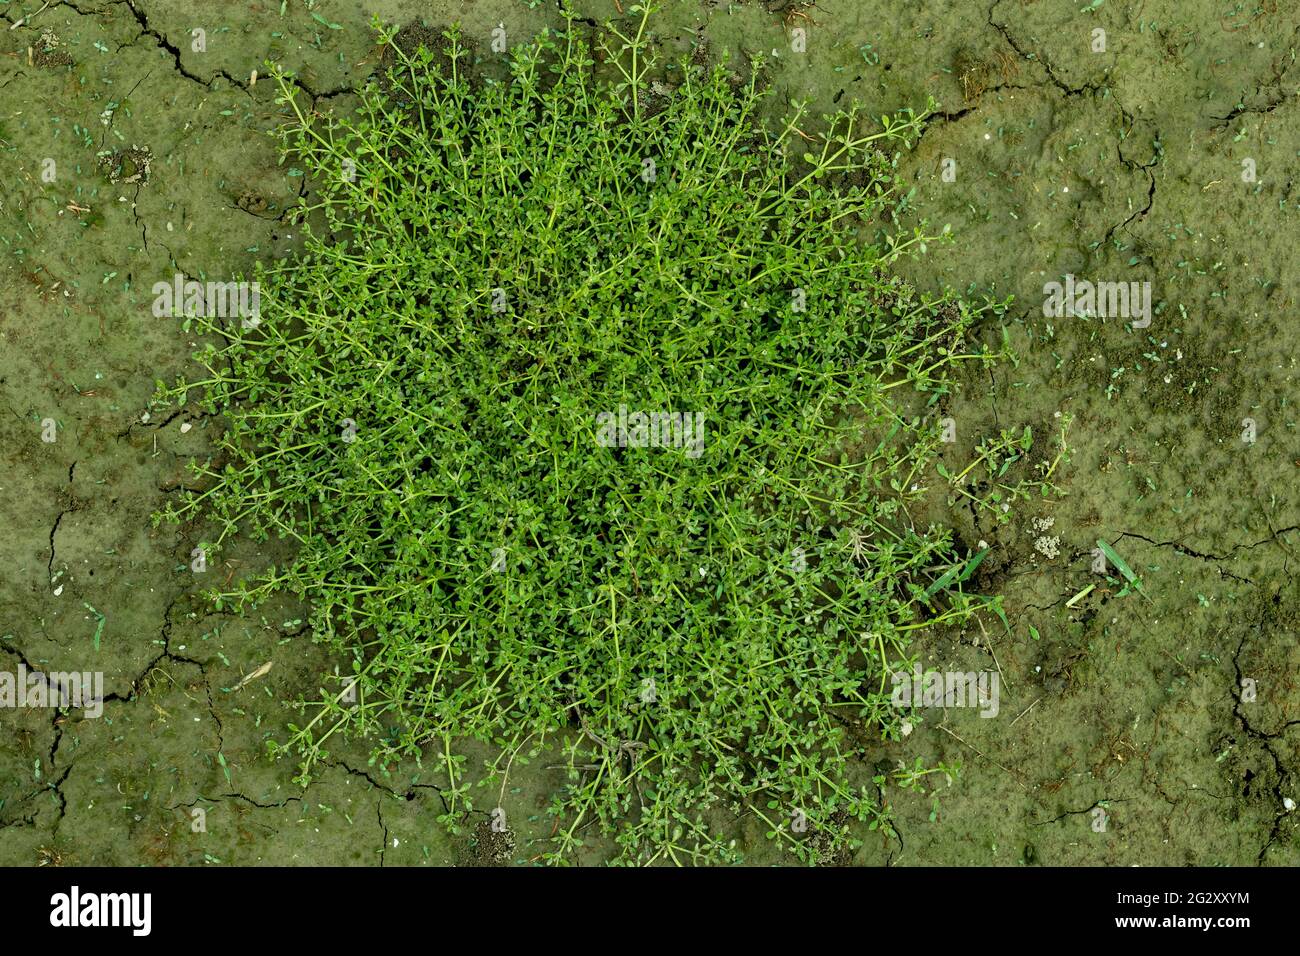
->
(469, 818, 516, 866)
(31, 29, 74, 68)
(808, 810, 855, 865)
(382, 22, 441, 66)
(97, 145, 152, 186)
(236, 191, 271, 216)
(381, 22, 483, 81)
(952, 45, 1018, 102)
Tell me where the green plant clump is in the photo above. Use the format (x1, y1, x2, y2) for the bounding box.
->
(159, 6, 1003, 863)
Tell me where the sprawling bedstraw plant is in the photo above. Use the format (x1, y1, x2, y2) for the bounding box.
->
(157, 5, 1006, 863)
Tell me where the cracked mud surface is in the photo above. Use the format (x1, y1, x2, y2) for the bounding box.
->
(1, 0, 1297, 866)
